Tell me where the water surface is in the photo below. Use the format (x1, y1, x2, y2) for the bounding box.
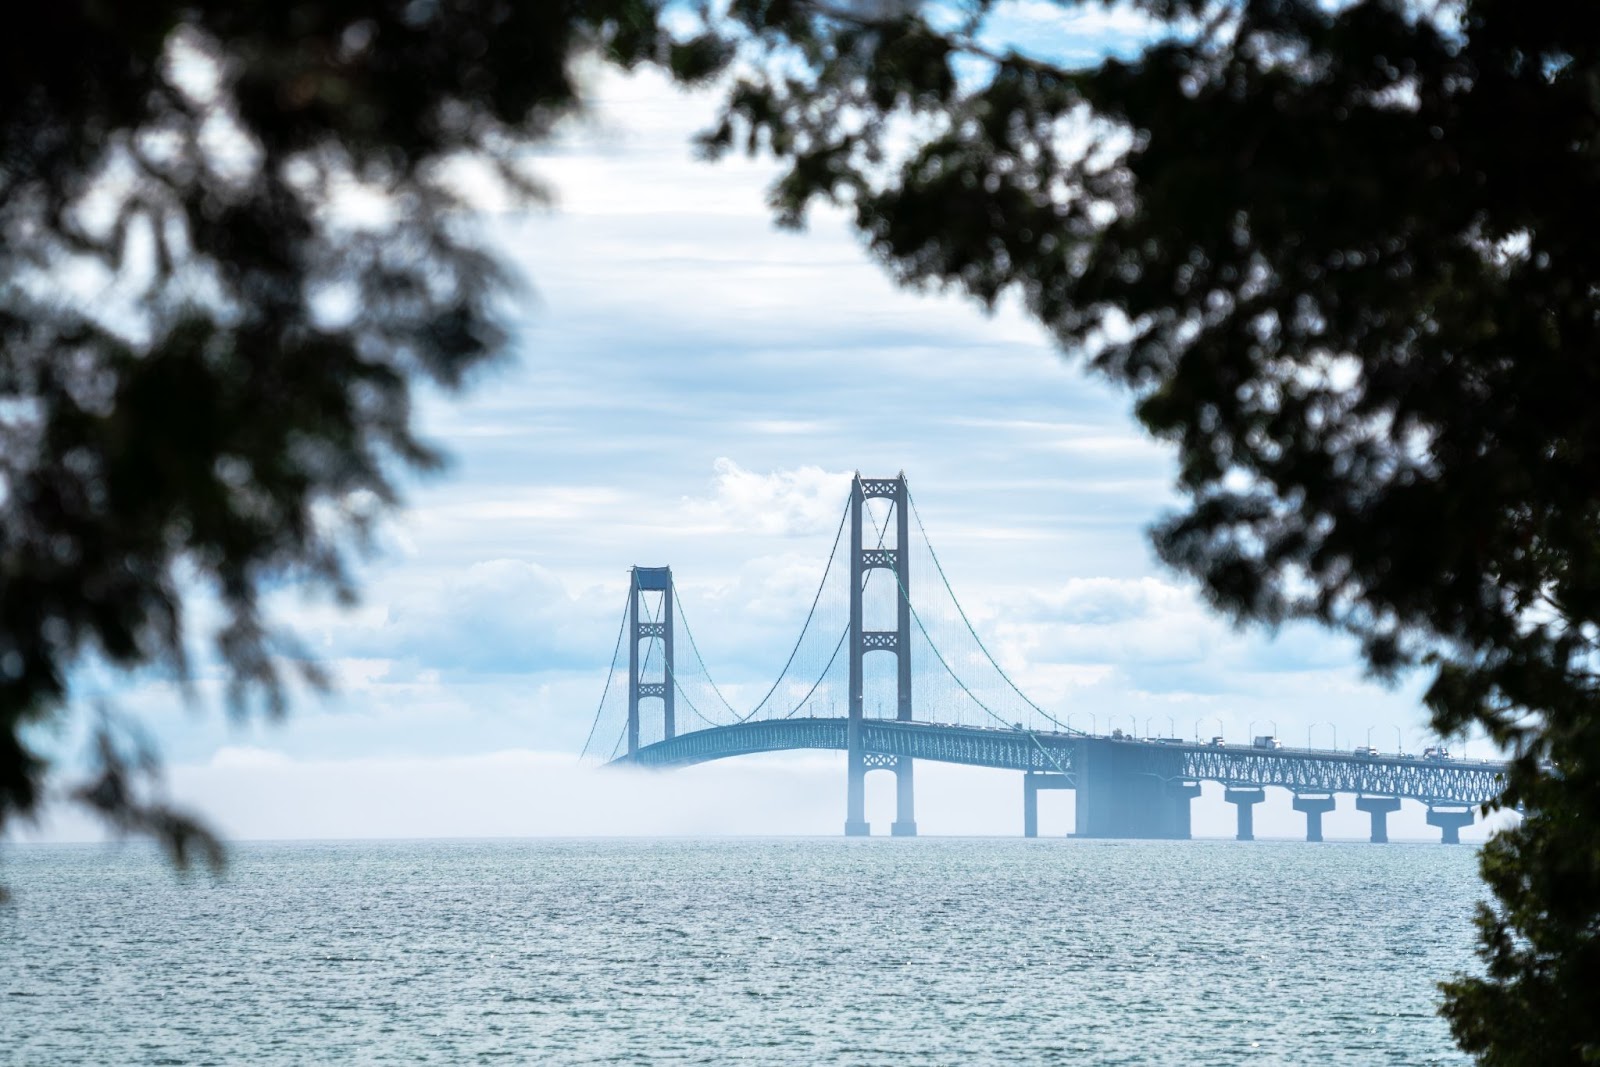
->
(1, 838, 1483, 1064)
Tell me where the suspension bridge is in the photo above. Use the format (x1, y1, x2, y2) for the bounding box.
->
(583, 474, 1508, 843)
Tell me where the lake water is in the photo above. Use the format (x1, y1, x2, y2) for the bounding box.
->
(1, 838, 1483, 1064)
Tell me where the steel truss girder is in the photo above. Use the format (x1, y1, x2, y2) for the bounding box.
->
(622, 718, 1074, 773)
(1179, 747, 1505, 806)
(617, 720, 1507, 806)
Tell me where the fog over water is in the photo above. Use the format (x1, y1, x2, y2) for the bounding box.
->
(10, 748, 1511, 844)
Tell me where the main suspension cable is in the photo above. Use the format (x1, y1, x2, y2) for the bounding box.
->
(887, 558, 1073, 776)
(776, 491, 894, 722)
(671, 586, 741, 723)
(605, 589, 664, 761)
(906, 487, 1081, 735)
(580, 597, 631, 761)
(778, 623, 850, 719)
(737, 496, 852, 722)
(667, 660, 728, 730)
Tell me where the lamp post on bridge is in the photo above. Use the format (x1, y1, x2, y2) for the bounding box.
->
(1147, 715, 1175, 739)
(1393, 725, 1403, 755)
(1248, 719, 1278, 743)
(1308, 721, 1335, 750)
(1068, 712, 1096, 735)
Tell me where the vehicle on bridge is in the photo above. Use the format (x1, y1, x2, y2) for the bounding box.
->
(1354, 745, 1380, 757)
(1252, 735, 1283, 750)
(1424, 745, 1452, 761)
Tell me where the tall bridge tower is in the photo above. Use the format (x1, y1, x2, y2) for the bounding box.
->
(597, 479, 1506, 845)
(627, 565, 674, 756)
(846, 474, 916, 837)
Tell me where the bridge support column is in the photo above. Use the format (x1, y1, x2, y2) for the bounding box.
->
(1023, 772, 1073, 838)
(1356, 795, 1402, 843)
(891, 757, 917, 836)
(1427, 806, 1475, 844)
(1167, 780, 1201, 839)
(848, 752, 913, 837)
(845, 736, 869, 837)
(1293, 794, 1337, 842)
(1225, 787, 1266, 841)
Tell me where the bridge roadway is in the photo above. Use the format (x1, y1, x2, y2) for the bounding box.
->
(614, 717, 1509, 843)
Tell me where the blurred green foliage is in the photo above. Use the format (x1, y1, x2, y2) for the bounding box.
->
(4, 1, 1597, 1058)
(0, 0, 685, 868)
(693, 0, 1600, 1060)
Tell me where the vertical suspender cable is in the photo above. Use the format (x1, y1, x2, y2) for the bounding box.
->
(736, 497, 852, 722)
(670, 587, 742, 722)
(905, 487, 1083, 735)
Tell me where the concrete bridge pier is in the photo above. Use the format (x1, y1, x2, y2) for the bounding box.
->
(1167, 780, 1202, 839)
(845, 745, 916, 836)
(1427, 805, 1475, 844)
(1356, 795, 1402, 843)
(845, 718, 869, 836)
(1073, 738, 1192, 838)
(891, 758, 917, 837)
(1225, 787, 1267, 841)
(1293, 794, 1337, 842)
(1022, 772, 1074, 838)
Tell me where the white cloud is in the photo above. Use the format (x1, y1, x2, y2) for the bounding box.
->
(679, 458, 851, 537)
(298, 558, 611, 678)
(37, 58, 1493, 848)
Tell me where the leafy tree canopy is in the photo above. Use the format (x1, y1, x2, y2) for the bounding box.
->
(687, 0, 1600, 1059)
(5, 0, 1596, 1060)
(0, 1, 725, 867)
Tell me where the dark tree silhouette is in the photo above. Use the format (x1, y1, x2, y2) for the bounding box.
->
(691, 0, 1600, 1060)
(0, 2, 726, 869)
(7, 1, 1596, 1058)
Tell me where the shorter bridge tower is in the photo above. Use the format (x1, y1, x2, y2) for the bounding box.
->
(846, 474, 916, 837)
(627, 566, 675, 756)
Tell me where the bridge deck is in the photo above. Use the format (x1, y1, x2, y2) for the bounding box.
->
(614, 718, 1508, 806)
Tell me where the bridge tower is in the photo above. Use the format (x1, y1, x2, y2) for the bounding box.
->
(627, 566, 675, 756)
(845, 474, 916, 837)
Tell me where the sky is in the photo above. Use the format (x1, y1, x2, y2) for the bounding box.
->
(14, 31, 1508, 845)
